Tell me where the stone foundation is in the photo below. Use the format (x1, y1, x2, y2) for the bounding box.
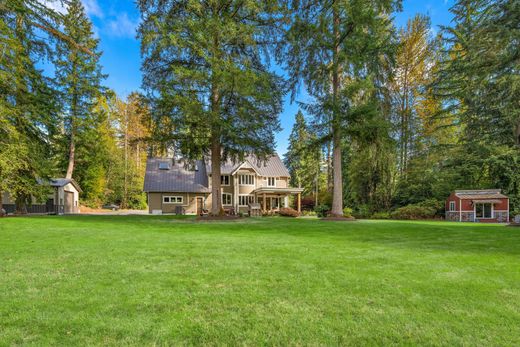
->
(461, 212, 475, 222)
(445, 211, 459, 221)
(495, 211, 509, 223)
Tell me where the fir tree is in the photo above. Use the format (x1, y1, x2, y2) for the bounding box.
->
(280, 0, 401, 216)
(138, 0, 284, 215)
(284, 111, 322, 197)
(54, 0, 106, 180)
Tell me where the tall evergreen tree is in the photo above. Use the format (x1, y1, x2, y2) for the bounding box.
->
(54, 0, 105, 179)
(1, 0, 61, 212)
(284, 111, 322, 197)
(138, 0, 284, 215)
(280, 0, 401, 216)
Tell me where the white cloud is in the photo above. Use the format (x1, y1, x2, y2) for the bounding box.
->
(41, 0, 103, 18)
(82, 0, 103, 18)
(106, 12, 139, 38)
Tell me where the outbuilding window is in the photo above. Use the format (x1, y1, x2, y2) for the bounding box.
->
(163, 196, 183, 204)
(449, 201, 455, 211)
(475, 203, 492, 219)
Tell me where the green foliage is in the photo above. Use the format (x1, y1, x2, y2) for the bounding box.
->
(342, 207, 353, 218)
(314, 204, 330, 218)
(371, 212, 391, 219)
(353, 204, 372, 219)
(391, 201, 438, 220)
(284, 111, 324, 196)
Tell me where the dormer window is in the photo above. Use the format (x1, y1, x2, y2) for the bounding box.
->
(267, 177, 276, 187)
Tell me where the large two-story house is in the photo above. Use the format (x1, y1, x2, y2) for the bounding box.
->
(143, 154, 304, 215)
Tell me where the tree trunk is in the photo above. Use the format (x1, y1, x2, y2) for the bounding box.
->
(66, 62, 78, 180)
(65, 134, 75, 179)
(330, 2, 343, 217)
(210, 18, 222, 216)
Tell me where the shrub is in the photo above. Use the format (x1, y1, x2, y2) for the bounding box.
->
(342, 207, 353, 218)
(301, 195, 316, 210)
(391, 204, 437, 220)
(371, 211, 390, 219)
(353, 204, 371, 219)
(314, 204, 330, 218)
(279, 207, 299, 217)
(302, 210, 317, 217)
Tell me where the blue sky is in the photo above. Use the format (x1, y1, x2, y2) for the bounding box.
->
(77, 0, 455, 156)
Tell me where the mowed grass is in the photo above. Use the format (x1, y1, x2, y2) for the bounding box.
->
(0, 216, 519, 346)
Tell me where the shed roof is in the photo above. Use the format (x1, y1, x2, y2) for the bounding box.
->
(143, 158, 210, 193)
(37, 178, 82, 193)
(455, 189, 508, 200)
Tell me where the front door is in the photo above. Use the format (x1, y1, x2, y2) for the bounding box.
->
(196, 197, 204, 215)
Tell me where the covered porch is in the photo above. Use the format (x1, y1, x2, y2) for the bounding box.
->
(253, 187, 305, 214)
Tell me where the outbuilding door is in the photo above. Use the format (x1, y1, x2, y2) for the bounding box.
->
(196, 197, 204, 215)
(64, 191, 74, 213)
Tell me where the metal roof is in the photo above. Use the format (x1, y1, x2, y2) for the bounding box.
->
(207, 154, 290, 177)
(144, 154, 291, 193)
(37, 178, 82, 192)
(143, 158, 210, 193)
(455, 189, 508, 200)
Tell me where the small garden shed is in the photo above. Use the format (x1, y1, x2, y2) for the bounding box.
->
(445, 189, 509, 223)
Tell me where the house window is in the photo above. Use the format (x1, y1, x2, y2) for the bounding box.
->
(222, 193, 232, 206)
(163, 196, 183, 204)
(475, 203, 492, 219)
(239, 174, 255, 186)
(449, 201, 455, 211)
(239, 195, 255, 206)
(221, 175, 230, 186)
(267, 177, 276, 187)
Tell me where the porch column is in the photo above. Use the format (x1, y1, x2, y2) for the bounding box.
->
(284, 196, 289, 208)
(263, 193, 266, 212)
(297, 193, 301, 214)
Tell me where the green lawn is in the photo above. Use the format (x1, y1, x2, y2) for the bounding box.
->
(1, 216, 519, 345)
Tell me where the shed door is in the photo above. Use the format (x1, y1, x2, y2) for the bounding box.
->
(64, 191, 74, 213)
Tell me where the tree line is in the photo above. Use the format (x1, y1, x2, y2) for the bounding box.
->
(1, 0, 154, 212)
(1, 0, 518, 217)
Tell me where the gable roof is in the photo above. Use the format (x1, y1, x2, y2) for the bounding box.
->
(143, 158, 210, 193)
(454, 189, 508, 200)
(207, 154, 290, 177)
(37, 178, 82, 193)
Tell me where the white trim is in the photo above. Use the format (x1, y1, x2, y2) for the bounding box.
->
(238, 174, 255, 186)
(449, 201, 455, 212)
(474, 202, 493, 219)
(222, 192, 232, 206)
(231, 160, 260, 176)
(238, 194, 254, 207)
(163, 195, 183, 204)
(220, 175, 230, 186)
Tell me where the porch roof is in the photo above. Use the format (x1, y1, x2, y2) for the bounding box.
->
(472, 199, 502, 204)
(252, 187, 304, 195)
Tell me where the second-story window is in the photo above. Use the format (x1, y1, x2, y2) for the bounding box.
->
(267, 177, 276, 187)
(239, 174, 255, 185)
(221, 175, 230, 186)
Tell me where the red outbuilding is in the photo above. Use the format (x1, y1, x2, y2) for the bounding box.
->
(445, 189, 509, 223)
